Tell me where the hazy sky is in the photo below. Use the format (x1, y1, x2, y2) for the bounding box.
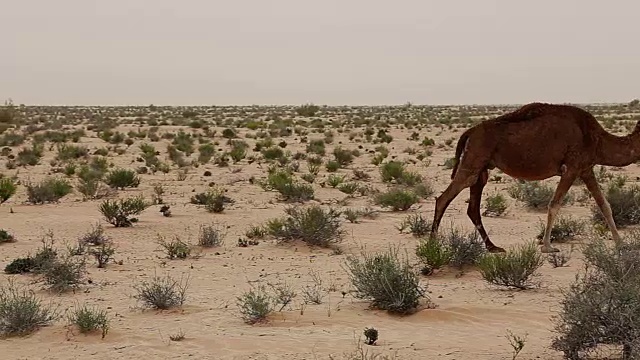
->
(3, 1, 640, 106)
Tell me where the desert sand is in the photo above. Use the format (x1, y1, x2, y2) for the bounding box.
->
(1, 103, 638, 360)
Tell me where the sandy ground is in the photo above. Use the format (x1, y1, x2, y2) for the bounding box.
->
(1, 105, 638, 359)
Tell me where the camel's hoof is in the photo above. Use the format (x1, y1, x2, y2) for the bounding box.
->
(540, 246, 560, 253)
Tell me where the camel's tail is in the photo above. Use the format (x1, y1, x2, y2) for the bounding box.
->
(450, 131, 470, 180)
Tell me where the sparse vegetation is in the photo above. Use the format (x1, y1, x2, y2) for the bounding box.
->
(265, 205, 344, 248)
(345, 246, 427, 314)
(477, 242, 544, 289)
(0, 280, 58, 337)
(134, 274, 189, 310)
(99, 195, 148, 227)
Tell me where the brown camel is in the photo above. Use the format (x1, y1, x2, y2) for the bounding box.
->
(429, 102, 637, 253)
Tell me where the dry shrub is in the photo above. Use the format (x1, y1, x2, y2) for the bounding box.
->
(345, 246, 427, 314)
(551, 232, 640, 359)
(0, 280, 58, 337)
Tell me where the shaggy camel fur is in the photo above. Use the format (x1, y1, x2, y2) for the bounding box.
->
(430, 102, 638, 253)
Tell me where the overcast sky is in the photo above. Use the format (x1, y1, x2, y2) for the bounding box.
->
(2, 0, 639, 106)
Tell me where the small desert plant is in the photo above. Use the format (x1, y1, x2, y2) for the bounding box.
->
(397, 213, 431, 237)
(105, 168, 140, 189)
(536, 215, 585, 243)
(439, 227, 486, 269)
(26, 177, 73, 204)
(261, 169, 314, 202)
(134, 273, 189, 310)
(266, 205, 344, 248)
(157, 235, 191, 259)
(364, 327, 379, 345)
(374, 188, 419, 211)
(237, 285, 274, 324)
(190, 188, 232, 213)
(198, 224, 226, 247)
(592, 182, 640, 227)
(547, 248, 573, 268)
(505, 329, 528, 360)
(327, 174, 345, 188)
(483, 193, 508, 216)
(89, 242, 116, 268)
(99, 195, 148, 227)
(0, 280, 58, 336)
(415, 236, 452, 274)
(269, 281, 297, 311)
(0, 176, 17, 204)
(68, 303, 109, 338)
(245, 225, 266, 239)
(345, 246, 427, 314)
(41, 255, 87, 293)
(508, 180, 572, 210)
(476, 242, 544, 290)
(79, 223, 109, 246)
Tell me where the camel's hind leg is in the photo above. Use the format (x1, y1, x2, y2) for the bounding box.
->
(581, 168, 621, 244)
(467, 169, 504, 252)
(430, 168, 482, 240)
(540, 173, 578, 253)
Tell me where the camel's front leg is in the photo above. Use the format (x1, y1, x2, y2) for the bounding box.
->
(540, 173, 577, 253)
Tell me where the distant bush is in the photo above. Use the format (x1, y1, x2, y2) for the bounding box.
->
(374, 188, 419, 211)
(25, 177, 72, 204)
(477, 242, 544, 289)
(333, 147, 354, 167)
(105, 168, 140, 190)
(551, 233, 640, 359)
(56, 144, 88, 161)
(0, 280, 58, 337)
(483, 193, 508, 216)
(265, 205, 343, 248)
(536, 215, 585, 243)
(198, 224, 226, 248)
(99, 196, 148, 227)
(41, 255, 86, 293)
(190, 188, 232, 213)
(508, 180, 572, 210)
(592, 182, 640, 227)
(157, 235, 191, 259)
(296, 103, 320, 117)
(415, 236, 451, 274)
(346, 246, 427, 314)
(260, 169, 314, 202)
(379, 161, 422, 186)
(17, 143, 44, 166)
(397, 213, 431, 237)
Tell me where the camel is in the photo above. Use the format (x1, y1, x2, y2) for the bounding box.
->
(429, 102, 638, 253)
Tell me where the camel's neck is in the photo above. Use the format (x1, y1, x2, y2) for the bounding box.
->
(596, 131, 639, 167)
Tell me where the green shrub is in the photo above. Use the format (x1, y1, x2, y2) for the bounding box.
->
(0, 176, 17, 204)
(190, 188, 232, 213)
(305, 139, 325, 155)
(157, 235, 191, 259)
(445, 228, 486, 269)
(105, 168, 140, 189)
(16, 143, 44, 166)
(333, 147, 354, 167)
(327, 174, 345, 188)
(592, 182, 640, 227)
(296, 103, 320, 117)
(266, 205, 343, 248)
(483, 193, 508, 216)
(508, 180, 572, 210)
(0, 280, 58, 336)
(68, 304, 109, 338)
(261, 146, 284, 161)
(397, 214, 431, 237)
(134, 274, 189, 310)
(41, 255, 86, 293)
(99, 196, 148, 227)
(89, 242, 115, 268)
(325, 160, 340, 172)
(26, 177, 72, 204)
(56, 144, 88, 161)
(237, 285, 274, 324)
(477, 242, 544, 289)
(374, 188, 419, 211)
(198, 224, 226, 247)
(536, 215, 585, 243)
(415, 236, 452, 274)
(261, 169, 314, 202)
(345, 247, 427, 314)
